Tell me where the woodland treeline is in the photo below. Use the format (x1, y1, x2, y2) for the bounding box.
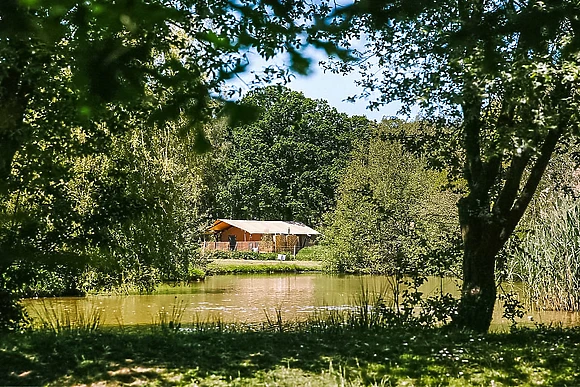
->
(3, 84, 580, 317)
(1, 83, 457, 292)
(3, 0, 580, 333)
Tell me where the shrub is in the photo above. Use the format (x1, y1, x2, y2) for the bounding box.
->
(187, 267, 206, 281)
(0, 289, 28, 333)
(202, 250, 288, 261)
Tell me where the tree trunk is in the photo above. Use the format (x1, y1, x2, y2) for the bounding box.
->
(452, 198, 504, 332)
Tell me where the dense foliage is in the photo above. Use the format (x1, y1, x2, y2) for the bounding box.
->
(0, 0, 336, 329)
(1, 110, 215, 296)
(316, 0, 580, 331)
(216, 86, 370, 225)
(324, 120, 460, 275)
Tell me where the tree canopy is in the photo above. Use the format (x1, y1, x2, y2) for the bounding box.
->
(324, 119, 460, 276)
(0, 0, 343, 189)
(216, 86, 370, 225)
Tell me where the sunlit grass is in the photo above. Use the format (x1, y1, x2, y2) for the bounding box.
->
(206, 259, 323, 274)
(8, 292, 580, 386)
(295, 245, 328, 261)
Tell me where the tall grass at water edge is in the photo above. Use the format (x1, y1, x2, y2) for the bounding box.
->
(262, 279, 456, 334)
(510, 197, 580, 311)
(27, 278, 454, 335)
(29, 300, 104, 332)
(153, 297, 186, 331)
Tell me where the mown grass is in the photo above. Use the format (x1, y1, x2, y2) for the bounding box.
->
(2, 323, 580, 386)
(206, 259, 322, 274)
(295, 245, 328, 261)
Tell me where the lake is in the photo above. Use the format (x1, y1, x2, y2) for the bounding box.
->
(22, 274, 580, 329)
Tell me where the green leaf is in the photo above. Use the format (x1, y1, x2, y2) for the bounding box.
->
(288, 49, 311, 76)
(193, 128, 212, 154)
(220, 102, 260, 127)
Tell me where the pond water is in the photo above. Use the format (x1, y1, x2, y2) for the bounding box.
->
(22, 274, 580, 329)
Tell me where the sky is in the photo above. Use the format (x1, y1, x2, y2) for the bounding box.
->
(224, 48, 404, 122)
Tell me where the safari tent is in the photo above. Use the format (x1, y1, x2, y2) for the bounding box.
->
(202, 219, 319, 253)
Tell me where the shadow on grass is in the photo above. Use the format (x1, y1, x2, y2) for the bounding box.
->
(1, 325, 580, 386)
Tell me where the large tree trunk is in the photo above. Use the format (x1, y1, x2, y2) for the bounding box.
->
(453, 198, 504, 332)
(452, 122, 564, 332)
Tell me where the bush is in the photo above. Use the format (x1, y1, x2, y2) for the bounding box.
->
(202, 250, 290, 261)
(0, 289, 28, 333)
(187, 267, 206, 281)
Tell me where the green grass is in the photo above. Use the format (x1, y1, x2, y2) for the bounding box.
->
(295, 245, 327, 261)
(207, 259, 323, 274)
(203, 250, 284, 261)
(2, 323, 580, 386)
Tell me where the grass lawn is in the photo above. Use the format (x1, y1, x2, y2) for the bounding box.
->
(207, 259, 323, 274)
(295, 245, 327, 261)
(2, 324, 580, 386)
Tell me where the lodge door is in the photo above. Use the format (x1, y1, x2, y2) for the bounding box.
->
(228, 235, 236, 251)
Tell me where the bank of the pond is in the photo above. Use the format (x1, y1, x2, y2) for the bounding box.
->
(2, 324, 580, 386)
(206, 259, 323, 274)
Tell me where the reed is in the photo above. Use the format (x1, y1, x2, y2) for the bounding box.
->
(511, 197, 580, 311)
(264, 307, 287, 333)
(348, 281, 390, 329)
(153, 297, 186, 331)
(30, 300, 103, 333)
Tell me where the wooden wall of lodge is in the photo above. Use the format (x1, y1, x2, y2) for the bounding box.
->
(217, 227, 261, 242)
(203, 234, 305, 253)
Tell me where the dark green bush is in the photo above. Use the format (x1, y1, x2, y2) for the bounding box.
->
(202, 250, 291, 261)
(0, 290, 28, 333)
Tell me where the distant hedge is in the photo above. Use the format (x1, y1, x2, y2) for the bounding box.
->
(202, 250, 294, 261)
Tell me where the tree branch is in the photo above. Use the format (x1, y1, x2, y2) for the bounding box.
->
(481, 152, 502, 193)
(492, 148, 532, 217)
(462, 83, 484, 195)
(460, 0, 486, 197)
(501, 126, 564, 241)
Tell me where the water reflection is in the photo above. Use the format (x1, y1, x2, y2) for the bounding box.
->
(22, 274, 580, 329)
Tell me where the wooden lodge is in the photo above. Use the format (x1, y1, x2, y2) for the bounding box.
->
(202, 219, 320, 253)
